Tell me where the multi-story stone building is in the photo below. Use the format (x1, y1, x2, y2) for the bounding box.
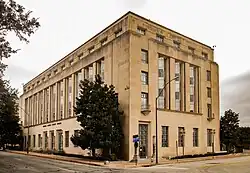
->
(19, 11, 220, 161)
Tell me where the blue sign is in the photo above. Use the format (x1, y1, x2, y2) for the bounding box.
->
(133, 135, 139, 143)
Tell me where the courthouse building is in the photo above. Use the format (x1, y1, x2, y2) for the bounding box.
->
(19, 11, 220, 161)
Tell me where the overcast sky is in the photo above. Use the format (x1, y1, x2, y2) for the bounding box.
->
(3, 0, 250, 125)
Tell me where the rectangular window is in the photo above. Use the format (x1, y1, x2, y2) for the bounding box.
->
(173, 40, 180, 49)
(67, 77, 72, 117)
(202, 52, 208, 59)
(114, 28, 122, 37)
(141, 71, 148, 85)
(141, 49, 148, 64)
(100, 37, 107, 46)
(175, 61, 182, 111)
(193, 128, 199, 147)
(188, 46, 195, 54)
(28, 135, 31, 147)
(178, 127, 185, 147)
(88, 46, 94, 53)
(207, 70, 211, 81)
(190, 65, 198, 113)
(156, 34, 164, 42)
(97, 59, 105, 81)
(207, 104, 212, 118)
(33, 135, 36, 148)
(75, 71, 82, 99)
(158, 57, 167, 109)
(137, 27, 145, 35)
(59, 81, 64, 119)
(44, 132, 48, 148)
(38, 134, 41, 148)
(51, 84, 56, 121)
(207, 129, 212, 146)
(65, 131, 69, 147)
(141, 92, 148, 109)
(207, 87, 211, 98)
(162, 126, 169, 147)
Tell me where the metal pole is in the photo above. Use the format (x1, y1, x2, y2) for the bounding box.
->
(155, 98, 158, 164)
(155, 76, 178, 165)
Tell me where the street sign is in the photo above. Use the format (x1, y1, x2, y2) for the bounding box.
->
(133, 134, 139, 143)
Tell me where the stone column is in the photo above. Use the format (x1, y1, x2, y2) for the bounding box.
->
(93, 62, 96, 81)
(184, 63, 190, 112)
(169, 58, 175, 110)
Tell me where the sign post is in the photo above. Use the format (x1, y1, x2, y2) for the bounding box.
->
(133, 134, 139, 166)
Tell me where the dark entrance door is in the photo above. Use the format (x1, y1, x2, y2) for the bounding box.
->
(139, 124, 148, 158)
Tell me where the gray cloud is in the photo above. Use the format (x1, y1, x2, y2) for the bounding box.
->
(221, 71, 250, 126)
(4, 65, 37, 93)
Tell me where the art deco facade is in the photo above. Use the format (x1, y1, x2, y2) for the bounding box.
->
(19, 12, 220, 161)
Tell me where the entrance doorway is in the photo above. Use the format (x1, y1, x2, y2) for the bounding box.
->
(58, 131, 63, 151)
(139, 124, 148, 158)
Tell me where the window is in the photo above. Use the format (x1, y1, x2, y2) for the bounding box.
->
(158, 57, 167, 109)
(175, 92, 180, 100)
(207, 87, 211, 98)
(141, 92, 148, 109)
(193, 128, 198, 147)
(190, 94, 194, 102)
(44, 132, 48, 148)
(114, 28, 122, 37)
(137, 27, 145, 35)
(28, 135, 31, 147)
(97, 59, 105, 81)
(65, 131, 69, 147)
(33, 135, 36, 148)
(100, 37, 107, 46)
(61, 65, 65, 71)
(156, 34, 164, 42)
(207, 70, 211, 81)
(141, 49, 148, 64)
(67, 77, 72, 117)
(207, 104, 212, 118)
(88, 46, 94, 53)
(175, 61, 182, 111)
(141, 71, 148, 85)
(178, 127, 185, 147)
(38, 134, 42, 148)
(75, 71, 82, 99)
(207, 129, 212, 146)
(173, 40, 180, 49)
(202, 52, 208, 59)
(69, 59, 74, 65)
(188, 46, 195, 54)
(162, 126, 169, 147)
(59, 81, 64, 119)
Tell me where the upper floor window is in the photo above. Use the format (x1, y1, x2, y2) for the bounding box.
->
(188, 46, 195, 54)
(207, 87, 211, 98)
(141, 49, 148, 64)
(137, 27, 145, 35)
(141, 92, 148, 109)
(100, 37, 108, 46)
(114, 28, 122, 37)
(173, 40, 180, 49)
(141, 71, 148, 85)
(88, 46, 94, 53)
(207, 70, 211, 81)
(202, 52, 208, 59)
(207, 104, 212, 118)
(156, 34, 164, 42)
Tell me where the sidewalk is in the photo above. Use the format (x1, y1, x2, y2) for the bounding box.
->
(8, 150, 250, 169)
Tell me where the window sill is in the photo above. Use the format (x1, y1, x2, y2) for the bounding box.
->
(157, 108, 202, 116)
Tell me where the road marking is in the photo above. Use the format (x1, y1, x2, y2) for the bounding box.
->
(14, 158, 22, 161)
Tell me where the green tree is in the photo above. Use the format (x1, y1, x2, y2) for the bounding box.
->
(71, 75, 123, 159)
(239, 127, 250, 149)
(220, 109, 240, 152)
(0, 79, 21, 149)
(0, 0, 40, 73)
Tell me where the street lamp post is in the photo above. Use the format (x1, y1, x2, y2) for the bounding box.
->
(155, 76, 179, 164)
(19, 106, 30, 154)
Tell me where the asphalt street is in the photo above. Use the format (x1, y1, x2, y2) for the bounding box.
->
(1, 151, 250, 173)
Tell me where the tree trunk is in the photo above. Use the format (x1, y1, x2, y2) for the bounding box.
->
(91, 148, 96, 157)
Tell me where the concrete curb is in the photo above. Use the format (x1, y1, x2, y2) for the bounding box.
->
(7, 150, 104, 167)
